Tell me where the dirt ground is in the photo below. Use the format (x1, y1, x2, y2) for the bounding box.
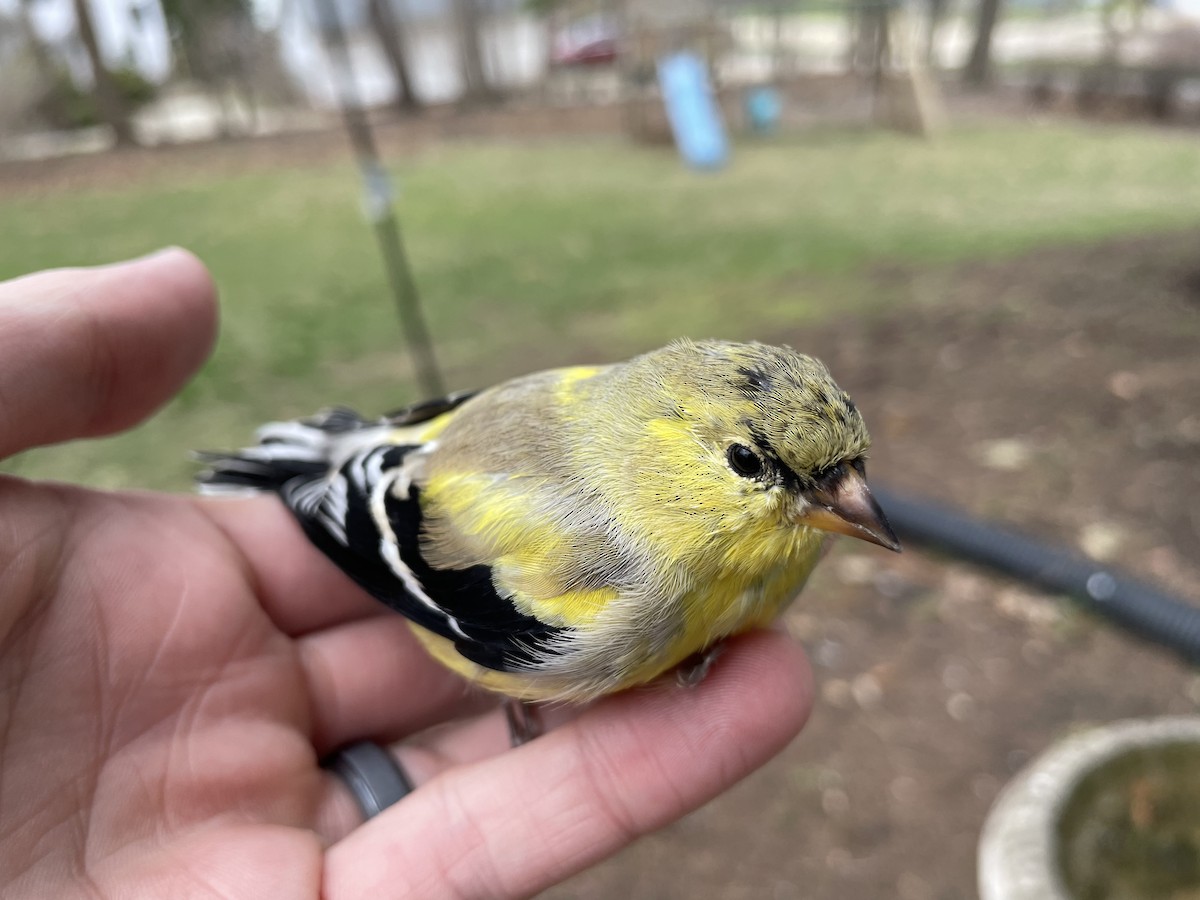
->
(549, 231, 1200, 900)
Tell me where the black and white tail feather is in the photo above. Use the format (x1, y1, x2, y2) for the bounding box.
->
(196, 407, 376, 497)
(195, 393, 563, 674)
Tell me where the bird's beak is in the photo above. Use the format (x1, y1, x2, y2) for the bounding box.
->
(793, 465, 901, 552)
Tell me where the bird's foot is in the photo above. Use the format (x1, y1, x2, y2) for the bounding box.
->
(676, 642, 726, 688)
(504, 698, 544, 747)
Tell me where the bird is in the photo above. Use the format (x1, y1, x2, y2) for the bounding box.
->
(197, 339, 899, 742)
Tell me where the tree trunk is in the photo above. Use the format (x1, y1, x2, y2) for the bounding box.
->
(71, 0, 136, 145)
(453, 0, 496, 104)
(963, 0, 1003, 87)
(368, 0, 421, 112)
(847, 1, 889, 76)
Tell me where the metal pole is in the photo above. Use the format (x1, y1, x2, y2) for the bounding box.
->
(312, 0, 444, 397)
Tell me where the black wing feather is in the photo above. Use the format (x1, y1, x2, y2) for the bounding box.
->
(198, 397, 563, 674)
(384, 390, 480, 426)
(382, 481, 562, 670)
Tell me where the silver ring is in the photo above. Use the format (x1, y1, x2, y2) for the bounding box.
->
(326, 740, 414, 819)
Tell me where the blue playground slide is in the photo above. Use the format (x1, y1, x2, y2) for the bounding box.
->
(657, 51, 730, 170)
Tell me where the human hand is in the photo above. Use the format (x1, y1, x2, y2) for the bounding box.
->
(0, 250, 812, 898)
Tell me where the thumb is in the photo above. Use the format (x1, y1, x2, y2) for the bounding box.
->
(0, 249, 217, 460)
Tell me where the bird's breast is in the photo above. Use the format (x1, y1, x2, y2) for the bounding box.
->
(676, 532, 825, 648)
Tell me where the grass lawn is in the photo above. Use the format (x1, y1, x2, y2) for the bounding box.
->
(3, 122, 1199, 490)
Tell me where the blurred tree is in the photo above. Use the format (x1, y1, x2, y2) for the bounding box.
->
(160, 0, 259, 136)
(525, 0, 559, 101)
(46, 65, 155, 128)
(453, 0, 498, 103)
(847, 0, 890, 81)
(367, 0, 422, 113)
(160, 0, 241, 80)
(771, 1, 787, 83)
(70, 0, 136, 145)
(923, 0, 948, 66)
(1098, 0, 1152, 62)
(8, 0, 70, 125)
(963, 0, 1003, 86)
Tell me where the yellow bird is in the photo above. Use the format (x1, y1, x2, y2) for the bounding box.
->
(198, 340, 898, 738)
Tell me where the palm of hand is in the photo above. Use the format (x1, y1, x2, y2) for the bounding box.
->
(0, 251, 810, 899)
(1, 484, 325, 895)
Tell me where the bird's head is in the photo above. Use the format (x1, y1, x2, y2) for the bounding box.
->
(624, 340, 900, 553)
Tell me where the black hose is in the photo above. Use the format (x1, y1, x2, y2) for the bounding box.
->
(873, 485, 1200, 665)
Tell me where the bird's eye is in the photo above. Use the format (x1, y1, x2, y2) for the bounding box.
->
(727, 444, 763, 478)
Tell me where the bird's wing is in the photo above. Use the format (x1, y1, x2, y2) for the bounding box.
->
(410, 366, 640, 637)
(287, 442, 567, 673)
(383, 389, 479, 426)
(416, 467, 636, 629)
(199, 398, 566, 673)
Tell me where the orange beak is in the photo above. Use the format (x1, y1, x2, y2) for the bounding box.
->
(793, 465, 901, 552)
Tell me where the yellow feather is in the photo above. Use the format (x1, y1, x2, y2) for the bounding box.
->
(553, 365, 604, 402)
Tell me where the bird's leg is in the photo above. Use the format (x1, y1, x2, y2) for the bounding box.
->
(676, 641, 726, 688)
(504, 698, 544, 747)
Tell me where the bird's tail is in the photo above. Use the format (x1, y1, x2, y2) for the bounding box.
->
(195, 407, 376, 497)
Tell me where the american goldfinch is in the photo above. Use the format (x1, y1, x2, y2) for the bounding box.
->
(198, 340, 898, 714)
